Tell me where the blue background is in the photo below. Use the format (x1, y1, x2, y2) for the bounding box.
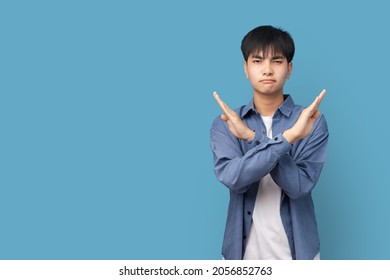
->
(1, 0, 389, 260)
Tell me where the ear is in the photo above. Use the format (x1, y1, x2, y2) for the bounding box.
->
(244, 61, 249, 78)
(287, 62, 293, 79)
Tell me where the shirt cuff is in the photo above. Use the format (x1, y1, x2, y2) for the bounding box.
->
(246, 130, 267, 149)
(247, 131, 292, 157)
(270, 132, 293, 156)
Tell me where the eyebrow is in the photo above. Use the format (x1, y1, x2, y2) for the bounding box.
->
(251, 54, 284, 60)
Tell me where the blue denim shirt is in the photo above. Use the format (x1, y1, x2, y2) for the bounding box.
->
(210, 95, 329, 260)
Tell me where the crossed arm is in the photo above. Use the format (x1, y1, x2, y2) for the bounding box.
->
(211, 90, 328, 197)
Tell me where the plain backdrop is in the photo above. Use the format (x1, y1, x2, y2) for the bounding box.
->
(1, 0, 390, 259)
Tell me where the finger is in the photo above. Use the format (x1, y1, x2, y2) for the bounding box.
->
(220, 114, 228, 122)
(318, 89, 326, 99)
(314, 89, 326, 107)
(305, 97, 320, 115)
(307, 89, 326, 114)
(213, 91, 234, 116)
(317, 89, 326, 105)
(312, 109, 321, 120)
(213, 91, 228, 113)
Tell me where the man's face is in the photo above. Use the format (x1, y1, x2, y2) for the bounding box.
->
(244, 50, 292, 96)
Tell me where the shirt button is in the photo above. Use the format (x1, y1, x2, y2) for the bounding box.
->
(243, 234, 247, 240)
(255, 140, 260, 145)
(274, 136, 278, 141)
(262, 130, 266, 134)
(247, 211, 252, 215)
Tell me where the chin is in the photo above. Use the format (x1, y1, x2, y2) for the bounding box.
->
(256, 90, 280, 96)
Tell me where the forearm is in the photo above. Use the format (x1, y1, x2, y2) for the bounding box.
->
(271, 127, 329, 199)
(270, 154, 325, 199)
(212, 132, 292, 193)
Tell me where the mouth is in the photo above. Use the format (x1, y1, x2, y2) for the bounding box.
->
(259, 79, 276, 83)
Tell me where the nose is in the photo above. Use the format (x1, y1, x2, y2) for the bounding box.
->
(263, 61, 273, 76)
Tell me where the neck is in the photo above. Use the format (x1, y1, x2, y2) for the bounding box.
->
(253, 92, 285, 117)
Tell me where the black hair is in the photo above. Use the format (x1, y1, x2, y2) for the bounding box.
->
(241, 25, 295, 62)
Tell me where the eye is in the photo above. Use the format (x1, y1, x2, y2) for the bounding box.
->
(253, 59, 262, 64)
(274, 60, 283, 64)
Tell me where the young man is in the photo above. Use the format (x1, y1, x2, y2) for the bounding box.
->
(210, 25, 329, 260)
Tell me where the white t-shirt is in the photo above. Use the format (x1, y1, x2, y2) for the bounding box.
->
(243, 116, 292, 260)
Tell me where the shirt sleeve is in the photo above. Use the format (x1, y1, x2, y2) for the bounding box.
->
(210, 116, 293, 194)
(270, 114, 329, 199)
